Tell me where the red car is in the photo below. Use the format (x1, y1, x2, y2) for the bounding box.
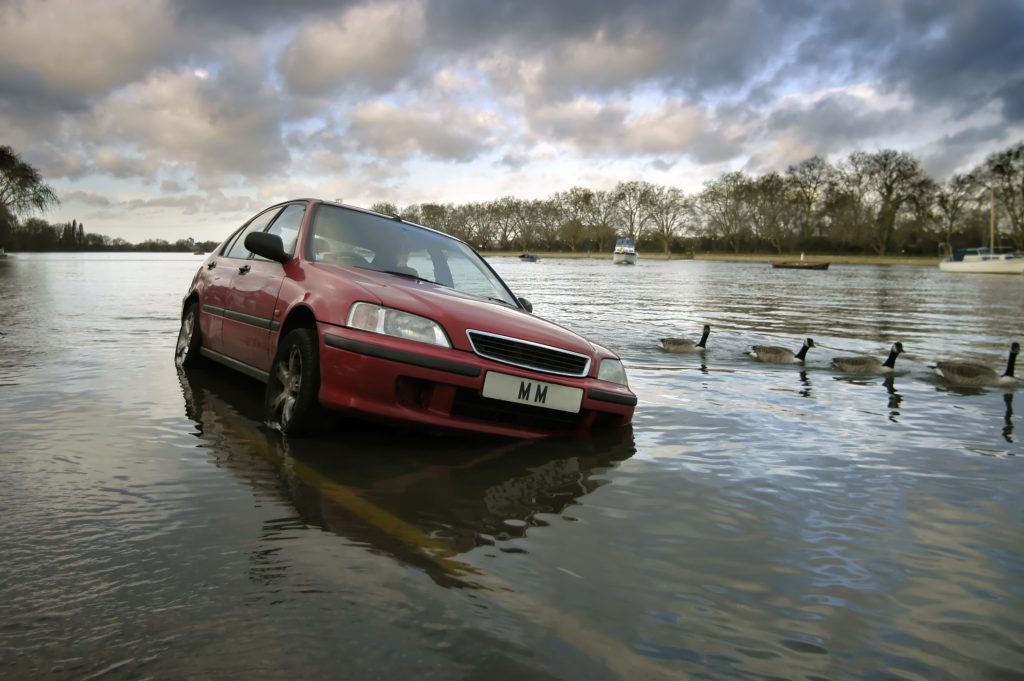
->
(175, 199, 636, 438)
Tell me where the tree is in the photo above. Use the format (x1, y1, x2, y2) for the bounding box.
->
(749, 172, 795, 253)
(979, 143, 1024, 250)
(611, 180, 655, 242)
(647, 186, 689, 256)
(934, 174, 976, 245)
(0, 146, 58, 216)
(697, 172, 752, 253)
(0, 146, 59, 248)
(848, 150, 931, 255)
(785, 156, 834, 244)
(554, 187, 595, 252)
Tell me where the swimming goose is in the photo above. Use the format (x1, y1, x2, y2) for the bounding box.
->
(659, 324, 711, 353)
(934, 342, 1019, 386)
(831, 342, 903, 374)
(749, 338, 815, 364)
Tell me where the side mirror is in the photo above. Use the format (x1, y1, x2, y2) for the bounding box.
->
(517, 297, 533, 313)
(245, 232, 289, 264)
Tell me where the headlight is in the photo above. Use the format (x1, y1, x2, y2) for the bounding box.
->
(347, 302, 451, 348)
(598, 358, 628, 386)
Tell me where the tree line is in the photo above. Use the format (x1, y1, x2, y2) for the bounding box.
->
(2, 142, 1022, 256)
(371, 143, 1024, 257)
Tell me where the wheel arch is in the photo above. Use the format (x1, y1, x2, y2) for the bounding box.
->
(278, 304, 318, 343)
(181, 292, 200, 319)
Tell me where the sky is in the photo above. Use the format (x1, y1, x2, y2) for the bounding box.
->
(2, 0, 1023, 243)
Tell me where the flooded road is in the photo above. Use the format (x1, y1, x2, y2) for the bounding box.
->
(1, 253, 1022, 680)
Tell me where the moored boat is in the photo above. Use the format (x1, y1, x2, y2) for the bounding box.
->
(938, 245, 1024, 274)
(771, 260, 829, 270)
(612, 237, 638, 265)
(939, 188, 1024, 274)
(771, 253, 829, 270)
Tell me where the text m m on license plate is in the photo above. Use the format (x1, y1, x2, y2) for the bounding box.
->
(482, 372, 583, 413)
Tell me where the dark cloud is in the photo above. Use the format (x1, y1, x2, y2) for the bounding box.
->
(170, 0, 359, 31)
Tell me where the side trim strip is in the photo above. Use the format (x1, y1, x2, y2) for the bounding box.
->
(324, 334, 481, 377)
(224, 309, 274, 330)
(200, 347, 270, 383)
(203, 304, 280, 332)
(587, 388, 638, 407)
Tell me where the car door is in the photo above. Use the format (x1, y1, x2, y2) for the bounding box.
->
(211, 206, 284, 361)
(223, 203, 306, 372)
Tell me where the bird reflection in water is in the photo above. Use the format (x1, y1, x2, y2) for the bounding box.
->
(830, 374, 903, 422)
(177, 365, 637, 589)
(1003, 392, 1014, 443)
(798, 370, 812, 398)
(883, 376, 902, 423)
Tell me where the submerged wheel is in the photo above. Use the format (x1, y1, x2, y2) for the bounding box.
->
(175, 302, 202, 369)
(265, 328, 323, 435)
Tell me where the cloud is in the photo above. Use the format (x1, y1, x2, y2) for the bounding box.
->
(0, 0, 180, 109)
(346, 100, 496, 161)
(278, 2, 427, 96)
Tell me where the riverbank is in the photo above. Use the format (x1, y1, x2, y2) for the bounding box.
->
(483, 251, 938, 266)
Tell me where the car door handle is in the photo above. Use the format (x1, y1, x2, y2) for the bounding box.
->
(238, 264, 251, 274)
(206, 261, 217, 270)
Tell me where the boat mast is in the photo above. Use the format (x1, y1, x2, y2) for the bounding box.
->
(990, 185, 995, 252)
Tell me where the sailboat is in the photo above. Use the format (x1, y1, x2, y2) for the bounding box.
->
(939, 189, 1024, 274)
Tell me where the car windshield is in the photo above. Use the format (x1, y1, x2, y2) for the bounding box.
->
(307, 204, 518, 306)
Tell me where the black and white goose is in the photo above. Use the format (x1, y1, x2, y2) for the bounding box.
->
(933, 342, 1019, 387)
(659, 324, 711, 353)
(749, 337, 814, 364)
(831, 342, 904, 374)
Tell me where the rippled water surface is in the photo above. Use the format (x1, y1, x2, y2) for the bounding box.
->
(1, 253, 1022, 680)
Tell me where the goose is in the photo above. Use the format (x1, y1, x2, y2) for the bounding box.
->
(659, 324, 711, 353)
(749, 337, 814, 364)
(933, 342, 1019, 387)
(831, 342, 903, 374)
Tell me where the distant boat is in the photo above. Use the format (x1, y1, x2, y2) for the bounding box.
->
(940, 187, 1024, 274)
(938, 246, 1024, 274)
(518, 253, 539, 262)
(0, 247, 7, 258)
(612, 237, 638, 265)
(771, 253, 829, 270)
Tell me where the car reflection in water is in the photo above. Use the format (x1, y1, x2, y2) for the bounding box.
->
(177, 365, 636, 589)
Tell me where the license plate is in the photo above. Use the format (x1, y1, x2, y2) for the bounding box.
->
(482, 372, 583, 413)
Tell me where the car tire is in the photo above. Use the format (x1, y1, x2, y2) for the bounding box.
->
(265, 328, 324, 435)
(175, 302, 203, 369)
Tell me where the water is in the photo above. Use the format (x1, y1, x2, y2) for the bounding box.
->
(1, 253, 1022, 680)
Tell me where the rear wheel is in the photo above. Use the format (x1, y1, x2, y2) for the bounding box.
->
(175, 302, 202, 368)
(265, 328, 324, 435)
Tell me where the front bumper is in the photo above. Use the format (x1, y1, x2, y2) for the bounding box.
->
(317, 324, 636, 438)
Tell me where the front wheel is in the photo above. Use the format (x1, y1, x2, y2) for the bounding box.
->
(175, 302, 202, 369)
(264, 328, 324, 435)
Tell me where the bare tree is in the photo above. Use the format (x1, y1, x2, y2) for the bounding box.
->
(979, 143, 1024, 250)
(611, 180, 656, 242)
(848, 150, 932, 255)
(785, 156, 834, 243)
(647, 186, 689, 256)
(697, 172, 752, 253)
(749, 172, 796, 254)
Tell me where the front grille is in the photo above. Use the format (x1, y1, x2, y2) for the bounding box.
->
(467, 331, 590, 377)
(451, 388, 583, 433)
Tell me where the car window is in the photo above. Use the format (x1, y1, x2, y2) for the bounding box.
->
(308, 204, 517, 306)
(262, 204, 305, 258)
(224, 207, 282, 259)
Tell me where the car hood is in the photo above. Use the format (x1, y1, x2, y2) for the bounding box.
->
(347, 269, 607, 358)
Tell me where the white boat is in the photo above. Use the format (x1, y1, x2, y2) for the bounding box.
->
(939, 189, 1024, 274)
(0, 247, 8, 258)
(938, 246, 1024, 274)
(612, 237, 638, 265)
